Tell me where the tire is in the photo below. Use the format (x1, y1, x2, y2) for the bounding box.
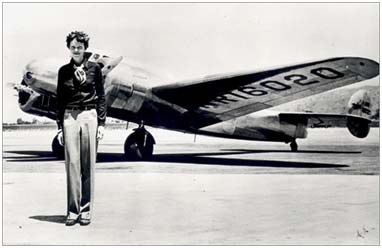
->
(290, 140, 298, 152)
(52, 134, 65, 159)
(124, 131, 154, 160)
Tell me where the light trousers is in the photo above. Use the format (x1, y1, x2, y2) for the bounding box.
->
(63, 108, 98, 220)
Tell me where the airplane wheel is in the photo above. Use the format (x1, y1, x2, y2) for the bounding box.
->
(290, 140, 298, 152)
(52, 134, 65, 159)
(124, 129, 155, 160)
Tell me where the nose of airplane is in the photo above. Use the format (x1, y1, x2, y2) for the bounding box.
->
(22, 58, 62, 95)
(23, 60, 38, 85)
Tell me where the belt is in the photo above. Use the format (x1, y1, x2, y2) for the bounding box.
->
(66, 105, 96, 110)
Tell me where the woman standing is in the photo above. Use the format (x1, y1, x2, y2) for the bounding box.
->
(56, 31, 106, 226)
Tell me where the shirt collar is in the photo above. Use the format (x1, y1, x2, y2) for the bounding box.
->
(70, 57, 89, 70)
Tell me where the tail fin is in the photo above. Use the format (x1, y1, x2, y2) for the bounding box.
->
(346, 89, 372, 138)
(346, 89, 372, 118)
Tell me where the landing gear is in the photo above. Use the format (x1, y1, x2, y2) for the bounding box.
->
(290, 140, 298, 152)
(124, 123, 155, 160)
(52, 134, 65, 159)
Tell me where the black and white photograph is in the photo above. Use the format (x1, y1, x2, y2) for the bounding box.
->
(2, 2, 379, 245)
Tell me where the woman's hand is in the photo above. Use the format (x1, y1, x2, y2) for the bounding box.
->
(57, 129, 64, 146)
(97, 126, 104, 141)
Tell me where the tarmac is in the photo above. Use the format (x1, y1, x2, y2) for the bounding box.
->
(2, 127, 380, 245)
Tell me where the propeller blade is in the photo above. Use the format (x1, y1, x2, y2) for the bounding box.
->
(5, 82, 16, 89)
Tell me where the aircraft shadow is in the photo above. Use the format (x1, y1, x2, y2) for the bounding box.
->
(29, 215, 66, 224)
(5, 149, 351, 168)
(219, 149, 362, 154)
(149, 154, 349, 168)
(97, 151, 350, 168)
(4, 151, 61, 162)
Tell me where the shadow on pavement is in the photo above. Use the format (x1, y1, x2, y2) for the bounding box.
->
(29, 215, 66, 224)
(4, 150, 60, 162)
(220, 149, 362, 154)
(148, 154, 349, 168)
(5, 150, 350, 168)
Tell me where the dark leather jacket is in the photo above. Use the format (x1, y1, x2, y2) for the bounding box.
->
(56, 58, 106, 129)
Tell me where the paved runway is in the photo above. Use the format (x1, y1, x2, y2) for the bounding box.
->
(2, 127, 380, 245)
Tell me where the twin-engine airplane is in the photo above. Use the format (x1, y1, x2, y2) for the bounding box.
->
(14, 51, 379, 160)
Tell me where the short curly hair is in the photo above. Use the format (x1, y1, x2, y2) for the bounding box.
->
(66, 31, 90, 49)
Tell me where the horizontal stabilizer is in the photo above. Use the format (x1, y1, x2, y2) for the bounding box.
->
(279, 113, 370, 127)
(279, 112, 372, 138)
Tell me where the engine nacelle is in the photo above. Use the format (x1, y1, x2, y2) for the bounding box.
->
(16, 82, 57, 120)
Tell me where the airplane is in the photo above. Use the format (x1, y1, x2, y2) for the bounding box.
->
(13, 51, 379, 160)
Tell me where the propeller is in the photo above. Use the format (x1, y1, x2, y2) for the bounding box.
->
(6, 82, 17, 90)
(5, 82, 19, 96)
(6, 80, 28, 96)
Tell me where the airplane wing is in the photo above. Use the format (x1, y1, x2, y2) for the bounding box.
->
(152, 57, 379, 128)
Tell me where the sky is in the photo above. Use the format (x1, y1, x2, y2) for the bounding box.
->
(2, 2, 379, 123)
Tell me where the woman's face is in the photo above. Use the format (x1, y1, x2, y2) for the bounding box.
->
(69, 38, 86, 63)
